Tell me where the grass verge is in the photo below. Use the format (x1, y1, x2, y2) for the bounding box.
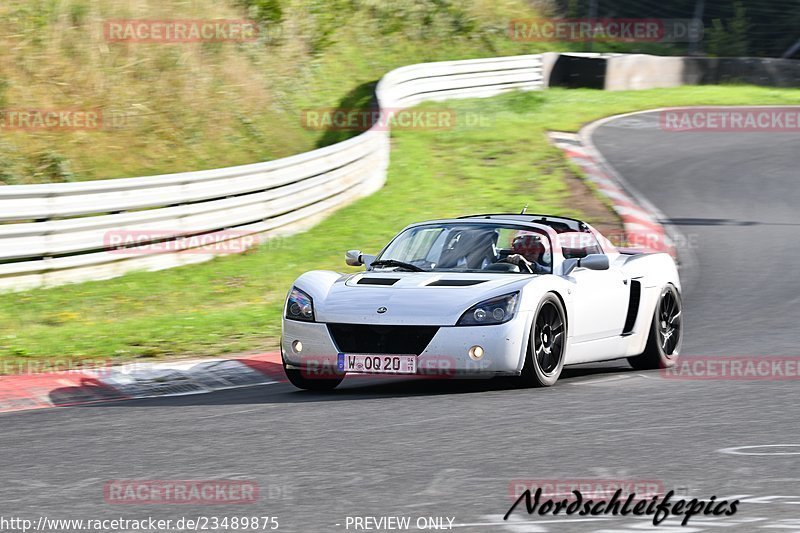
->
(2, 85, 799, 368)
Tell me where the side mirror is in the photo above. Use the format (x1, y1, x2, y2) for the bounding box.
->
(346, 250, 377, 268)
(345, 250, 363, 266)
(561, 258, 579, 276)
(582, 254, 609, 271)
(561, 254, 609, 276)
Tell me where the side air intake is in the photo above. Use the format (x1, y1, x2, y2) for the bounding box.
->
(622, 279, 642, 335)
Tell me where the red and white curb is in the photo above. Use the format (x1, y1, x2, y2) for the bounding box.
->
(549, 130, 676, 258)
(0, 352, 283, 414)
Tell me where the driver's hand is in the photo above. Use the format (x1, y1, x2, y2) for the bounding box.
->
(505, 254, 533, 268)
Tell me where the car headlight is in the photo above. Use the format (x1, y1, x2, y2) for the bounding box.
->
(457, 292, 519, 326)
(285, 287, 315, 322)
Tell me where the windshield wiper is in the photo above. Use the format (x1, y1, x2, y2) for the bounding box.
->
(369, 259, 426, 272)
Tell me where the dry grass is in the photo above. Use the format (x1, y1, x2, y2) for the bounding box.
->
(0, 0, 555, 184)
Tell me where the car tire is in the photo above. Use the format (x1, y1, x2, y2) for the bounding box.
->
(284, 367, 343, 391)
(518, 293, 567, 387)
(281, 344, 344, 390)
(627, 284, 682, 370)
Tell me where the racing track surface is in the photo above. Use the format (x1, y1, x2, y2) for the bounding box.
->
(1, 110, 799, 532)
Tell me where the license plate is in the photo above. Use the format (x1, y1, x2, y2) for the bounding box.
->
(337, 353, 417, 374)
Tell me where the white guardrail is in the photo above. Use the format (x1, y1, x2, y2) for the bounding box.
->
(0, 54, 544, 291)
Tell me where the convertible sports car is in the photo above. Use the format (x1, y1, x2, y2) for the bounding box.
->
(281, 214, 682, 390)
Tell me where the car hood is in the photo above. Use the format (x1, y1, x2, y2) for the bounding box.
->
(310, 271, 532, 326)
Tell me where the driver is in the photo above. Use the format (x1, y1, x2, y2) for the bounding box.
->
(504, 233, 550, 273)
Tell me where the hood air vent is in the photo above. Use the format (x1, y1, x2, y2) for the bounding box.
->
(427, 279, 488, 287)
(357, 277, 400, 286)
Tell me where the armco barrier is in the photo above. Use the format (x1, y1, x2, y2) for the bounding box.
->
(0, 55, 544, 291)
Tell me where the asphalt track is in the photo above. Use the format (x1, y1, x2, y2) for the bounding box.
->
(1, 109, 799, 533)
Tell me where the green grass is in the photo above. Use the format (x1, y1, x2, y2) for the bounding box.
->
(2, 85, 799, 367)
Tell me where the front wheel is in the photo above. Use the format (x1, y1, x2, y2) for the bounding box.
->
(518, 294, 567, 387)
(628, 284, 682, 370)
(281, 345, 344, 390)
(284, 367, 343, 390)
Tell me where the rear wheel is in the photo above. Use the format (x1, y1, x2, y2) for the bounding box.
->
(628, 284, 682, 370)
(518, 294, 566, 387)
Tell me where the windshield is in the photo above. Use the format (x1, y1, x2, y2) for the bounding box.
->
(374, 223, 553, 274)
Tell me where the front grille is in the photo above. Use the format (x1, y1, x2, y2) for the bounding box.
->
(327, 324, 439, 355)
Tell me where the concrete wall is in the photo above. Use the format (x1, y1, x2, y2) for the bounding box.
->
(604, 55, 686, 90)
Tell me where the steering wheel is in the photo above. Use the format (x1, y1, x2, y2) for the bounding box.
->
(498, 257, 534, 274)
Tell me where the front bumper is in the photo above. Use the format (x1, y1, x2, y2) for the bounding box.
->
(281, 313, 533, 378)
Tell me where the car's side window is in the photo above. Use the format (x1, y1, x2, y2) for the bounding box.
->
(560, 232, 603, 259)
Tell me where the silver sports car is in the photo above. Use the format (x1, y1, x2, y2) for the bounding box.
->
(281, 214, 682, 390)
